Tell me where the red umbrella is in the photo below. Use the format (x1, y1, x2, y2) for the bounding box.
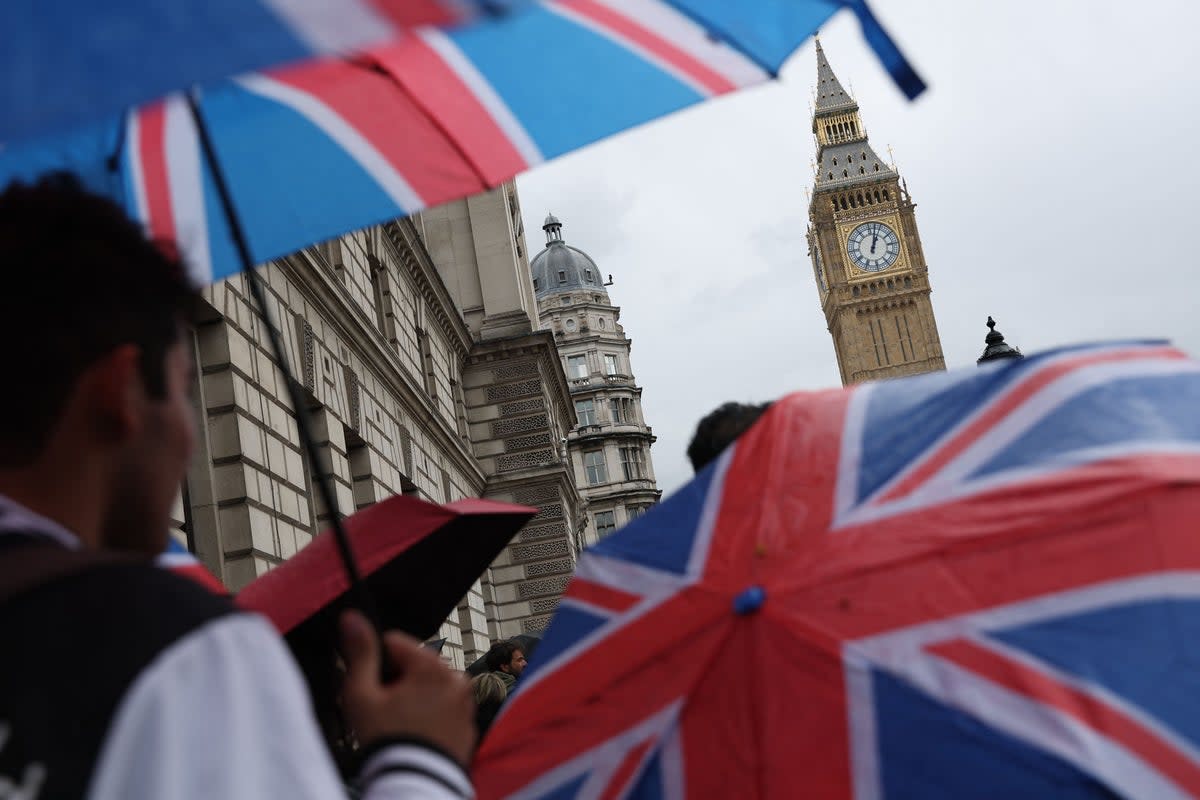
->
(237, 494, 534, 641)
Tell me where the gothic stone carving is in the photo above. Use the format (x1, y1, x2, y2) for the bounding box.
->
(524, 558, 573, 578)
(511, 539, 570, 563)
(497, 449, 554, 473)
(518, 575, 571, 599)
(504, 433, 552, 452)
(492, 413, 548, 438)
(520, 522, 567, 542)
(491, 361, 539, 381)
(485, 378, 540, 403)
(500, 397, 545, 416)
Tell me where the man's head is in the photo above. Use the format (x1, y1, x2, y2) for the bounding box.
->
(686, 401, 773, 473)
(0, 174, 199, 553)
(484, 641, 527, 677)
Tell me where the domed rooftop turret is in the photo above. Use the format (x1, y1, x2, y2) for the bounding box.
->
(530, 213, 609, 300)
(977, 316, 1024, 365)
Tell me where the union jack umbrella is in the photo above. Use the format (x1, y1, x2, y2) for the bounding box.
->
(473, 341, 1200, 799)
(1, 0, 525, 144)
(0, 0, 923, 286)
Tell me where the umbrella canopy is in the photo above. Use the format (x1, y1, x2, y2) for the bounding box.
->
(237, 494, 534, 641)
(0, 1, 923, 285)
(1, 0, 523, 144)
(472, 341, 1200, 799)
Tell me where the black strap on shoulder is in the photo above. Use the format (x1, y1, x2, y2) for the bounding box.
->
(0, 539, 134, 607)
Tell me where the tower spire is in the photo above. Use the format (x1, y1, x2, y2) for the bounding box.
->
(814, 38, 857, 114)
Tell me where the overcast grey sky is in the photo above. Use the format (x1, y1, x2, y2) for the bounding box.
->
(516, 0, 1200, 495)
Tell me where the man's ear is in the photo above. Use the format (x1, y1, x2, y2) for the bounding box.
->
(79, 344, 145, 441)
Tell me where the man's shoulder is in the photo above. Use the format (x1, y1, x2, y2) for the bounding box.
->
(1, 552, 238, 676)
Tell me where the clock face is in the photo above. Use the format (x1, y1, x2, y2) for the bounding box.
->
(847, 221, 900, 272)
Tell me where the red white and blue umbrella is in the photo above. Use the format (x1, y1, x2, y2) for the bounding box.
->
(1, 0, 523, 144)
(472, 341, 1200, 799)
(1, 1, 924, 286)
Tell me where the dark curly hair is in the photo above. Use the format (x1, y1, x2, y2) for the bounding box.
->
(686, 401, 772, 473)
(484, 640, 524, 673)
(0, 173, 198, 466)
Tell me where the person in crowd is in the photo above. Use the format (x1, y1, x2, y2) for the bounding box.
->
(470, 672, 508, 741)
(0, 175, 476, 799)
(483, 640, 527, 692)
(686, 401, 773, 473)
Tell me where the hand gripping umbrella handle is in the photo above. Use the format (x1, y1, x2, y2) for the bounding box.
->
(184, 90, 396, 683)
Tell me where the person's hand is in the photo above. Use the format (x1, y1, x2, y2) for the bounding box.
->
(339, 610, 476, 766)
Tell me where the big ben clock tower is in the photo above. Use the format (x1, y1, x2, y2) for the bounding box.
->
(806, 40, 945, 385)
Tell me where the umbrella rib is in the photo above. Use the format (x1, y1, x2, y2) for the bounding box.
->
(182, 89, 391, 675)
(352, 57, 495, 190)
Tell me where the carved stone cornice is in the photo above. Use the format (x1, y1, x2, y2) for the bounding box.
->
(382, 218, 474, 358)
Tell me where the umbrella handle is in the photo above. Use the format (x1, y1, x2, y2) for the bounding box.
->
(184, 89, 395, 683)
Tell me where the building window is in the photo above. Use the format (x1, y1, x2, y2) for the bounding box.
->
(560, 296, 571, 306)
(594, 510, 616, 538)
(566, 355, 587, 379)
(627, 505, 648, 521)
(604, 353, 619, 375)
(584, 450, 608, 485)
(532, 278, 539, 290)
(620, 446, 645, 481)
(585, 269, 593, 282)
(609, 398, 623, 423)
(565, 318, 577, 332)
(598, 317, 606, 329)
(575, 399, 596, 426)
(558, 270, 567, 283)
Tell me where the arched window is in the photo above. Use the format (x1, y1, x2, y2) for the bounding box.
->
(883, 189, 890, 200)
(859, 167, 866, 175)
(833, 157, 838, 166)
(853, 286, 861, 297)
(840, 197, 848, 210)
(843, 169, 849, 178)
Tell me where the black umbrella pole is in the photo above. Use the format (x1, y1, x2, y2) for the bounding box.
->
(184, 91, 395, 680)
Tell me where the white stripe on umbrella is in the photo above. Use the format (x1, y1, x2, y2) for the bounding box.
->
(556, 0, 765, 92)
(589, 0, 766, 86)
(163, 96, 214, 286)
(235, 73, 426, 214)
(126, 112, 151, 232)
(415, 28, 545, 168)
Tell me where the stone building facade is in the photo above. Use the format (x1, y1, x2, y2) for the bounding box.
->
(174, 182, 584, 668)
(529, 215, 661, 546)
(806, 40, 946, 385)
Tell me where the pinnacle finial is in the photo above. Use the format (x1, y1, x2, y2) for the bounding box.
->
(978, 316, 1023, 365)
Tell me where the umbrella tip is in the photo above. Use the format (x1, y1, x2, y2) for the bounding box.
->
(733, 585, 766, 615)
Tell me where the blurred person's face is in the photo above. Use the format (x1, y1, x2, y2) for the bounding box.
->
(505, 650, 527, 676)
(102, 337, 196, 555)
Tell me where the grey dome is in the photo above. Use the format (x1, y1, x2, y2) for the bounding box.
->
(530, 215, 608, 299)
